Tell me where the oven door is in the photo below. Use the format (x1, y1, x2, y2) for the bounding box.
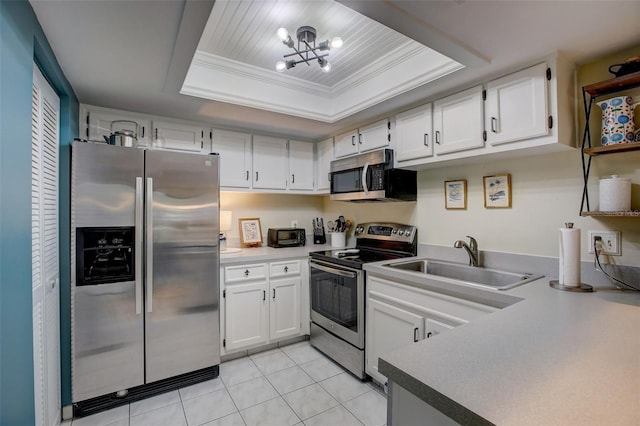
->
(309, 260, 364, 349)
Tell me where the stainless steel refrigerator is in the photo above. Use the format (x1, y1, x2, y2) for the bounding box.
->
(71, 142, 220, 410)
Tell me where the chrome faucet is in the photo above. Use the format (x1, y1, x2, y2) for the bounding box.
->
(454, 236, 480, 267)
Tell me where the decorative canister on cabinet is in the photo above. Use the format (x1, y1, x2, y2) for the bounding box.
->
(596, 96, 639, 145)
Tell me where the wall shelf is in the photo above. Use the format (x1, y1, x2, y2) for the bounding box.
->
(581, 210, 640, 218)
(579, 71, 640, 216)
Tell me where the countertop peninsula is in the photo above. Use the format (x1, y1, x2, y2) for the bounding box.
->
(365, 260, 640, 425)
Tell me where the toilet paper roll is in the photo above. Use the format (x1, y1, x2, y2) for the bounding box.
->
(559, 227, 581, 287)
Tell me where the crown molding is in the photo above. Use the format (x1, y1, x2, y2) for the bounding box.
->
(183, 45, 464, 122)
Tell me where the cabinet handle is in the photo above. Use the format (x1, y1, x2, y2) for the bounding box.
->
(413, 327, 419, 342)
(291, 174, 295, 184)
(491, 117, 498, 133)
(255, 171, 259, 181)
(244, 269, 250, 276)
(246, 170, 249, 181)
(426, 332, 433, 339)
(351, 135, 355, 146)
(284, 266, 288, 273)
(272, 289, 276, 299)
(263, 290, 266, 301)
(423, 133, 429, 147)
(435, 131, 441, 145)
(141, 126, 145, 138)
(358, 133, 363, 144)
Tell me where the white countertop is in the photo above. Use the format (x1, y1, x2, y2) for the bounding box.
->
(365, 260, 640, 425)
(220, 244, 331, 265)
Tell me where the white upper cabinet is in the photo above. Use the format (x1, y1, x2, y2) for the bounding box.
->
(152, 119, 209, 153)
(84, 108, 150, 147)
(396, 103, 434, 162)
(315, 138, 334, 193)
(212, 129, 252, 189)
(433, 85, 485, 155)
(485, 62, 549, 146)
(288, 140, 314, 191)
(252, 135, 287, 190)
(335, 118, 392, 158)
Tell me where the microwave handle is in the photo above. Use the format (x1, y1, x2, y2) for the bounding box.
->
(362, 162, 370, 195)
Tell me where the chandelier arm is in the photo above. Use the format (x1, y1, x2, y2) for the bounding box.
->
(286, 54, 329, 67)
(302, 40, 323, 61)
(284, 50, 328, 58)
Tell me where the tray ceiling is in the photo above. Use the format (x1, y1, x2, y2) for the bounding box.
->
(182, 0, 463, 122)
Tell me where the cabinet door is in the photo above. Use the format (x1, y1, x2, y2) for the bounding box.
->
(212, 129, 252, 189)
(288, 140, 314, 191)
(225, 282, 268, 352)
(86, 109, 150, 146)
(396, 104, 433, 162)
(359, 119, 391, 153)
(335, 130, 359, 158)
(485, 62, 549, 146)
(433, 86, 484, 155)
(253, 135, 287, 189)
(152, 119, 208, 153)
(270, 277, 301, 340)
(315, 138, 334, 192)
(366, 298, 424, 384)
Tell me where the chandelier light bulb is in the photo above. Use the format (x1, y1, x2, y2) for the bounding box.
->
(275, 61, 286, 72)
(277, 27, 289, 42)
(330, 37, 343, 49)
(320, 59, 331, 73)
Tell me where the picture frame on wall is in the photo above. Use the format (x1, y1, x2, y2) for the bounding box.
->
(483, 174, 512, 208)
(239, 217, 263, 246)
(444, 179, 467, 210)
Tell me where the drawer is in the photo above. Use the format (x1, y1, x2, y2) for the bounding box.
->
(269, 260, 301, 278)
(225, 263, 267, 282)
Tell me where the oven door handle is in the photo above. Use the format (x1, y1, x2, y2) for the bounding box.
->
(310, 262, 358, 278)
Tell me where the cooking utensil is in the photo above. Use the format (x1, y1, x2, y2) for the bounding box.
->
(108, 120, 138, 147)
(327, 220, 334, 232)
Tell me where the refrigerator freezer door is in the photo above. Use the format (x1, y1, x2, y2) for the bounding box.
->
(144, 150, 220, 383)
(71, 143, 145, 402)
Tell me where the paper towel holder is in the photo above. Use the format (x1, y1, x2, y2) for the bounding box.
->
(549, 280, 593, 292)
(550, 222, 594, 292)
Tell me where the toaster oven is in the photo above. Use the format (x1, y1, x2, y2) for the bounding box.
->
(267, 228, 306, 248)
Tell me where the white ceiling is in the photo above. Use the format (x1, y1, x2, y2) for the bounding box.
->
(183, 0, 464, 122)
(29, 0, 640, 140)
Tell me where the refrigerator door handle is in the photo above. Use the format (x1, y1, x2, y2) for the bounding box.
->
(146, 177, 154, 313)
(135, 177, 143, 315)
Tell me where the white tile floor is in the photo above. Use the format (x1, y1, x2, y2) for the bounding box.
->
(64, 341, 387, 426)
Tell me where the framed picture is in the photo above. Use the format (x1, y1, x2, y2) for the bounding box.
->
(444, 179, 467, 210)
(483, 174, 512, 208)
(239, 217, 263, 246)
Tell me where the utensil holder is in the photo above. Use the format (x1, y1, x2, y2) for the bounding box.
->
(331, 232, 346, 248)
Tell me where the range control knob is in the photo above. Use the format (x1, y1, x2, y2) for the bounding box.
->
(392, 229, 398, 234)
(399, 230, 404, 236)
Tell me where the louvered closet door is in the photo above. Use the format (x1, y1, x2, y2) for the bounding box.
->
(32, 64, 61, 426)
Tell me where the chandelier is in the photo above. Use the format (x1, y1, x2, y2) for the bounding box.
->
(275, 26, 343, 73)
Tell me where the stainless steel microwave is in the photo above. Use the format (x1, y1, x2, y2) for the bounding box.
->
(329, 149, 417, 202)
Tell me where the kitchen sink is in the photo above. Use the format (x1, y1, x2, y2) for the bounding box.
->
(383, 259, 543, 290)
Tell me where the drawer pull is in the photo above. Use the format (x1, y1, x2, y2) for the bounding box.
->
(284, 266, 289, 273)
(244, 269, 250, 276)
(413, 327, 419, 342)
(426, 332, 434, 339)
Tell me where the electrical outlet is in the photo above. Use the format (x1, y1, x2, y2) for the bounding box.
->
(587, 230, 621, 255)
(291, 220, 298, 228)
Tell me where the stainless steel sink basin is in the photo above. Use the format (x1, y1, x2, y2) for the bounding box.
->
(383, 259, 543, 290)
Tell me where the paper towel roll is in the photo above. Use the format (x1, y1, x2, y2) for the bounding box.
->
(559, 226, 581, 287)
(599, 175, 631, 212)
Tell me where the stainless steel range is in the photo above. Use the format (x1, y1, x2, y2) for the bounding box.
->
(309, 222, 417, 379)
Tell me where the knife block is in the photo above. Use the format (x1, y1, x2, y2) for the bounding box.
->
(314, 228, 326, 244)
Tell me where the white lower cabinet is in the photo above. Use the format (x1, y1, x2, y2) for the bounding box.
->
(225, 281, 269, 352)
(367, 299, 424, 382)
(365, 275, 497, 384)
(222, 259, 306, 354)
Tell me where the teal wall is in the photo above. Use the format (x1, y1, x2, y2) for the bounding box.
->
(1, 1, 78, 423)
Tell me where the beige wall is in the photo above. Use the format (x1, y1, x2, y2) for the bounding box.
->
(220, 192, 324, 243)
